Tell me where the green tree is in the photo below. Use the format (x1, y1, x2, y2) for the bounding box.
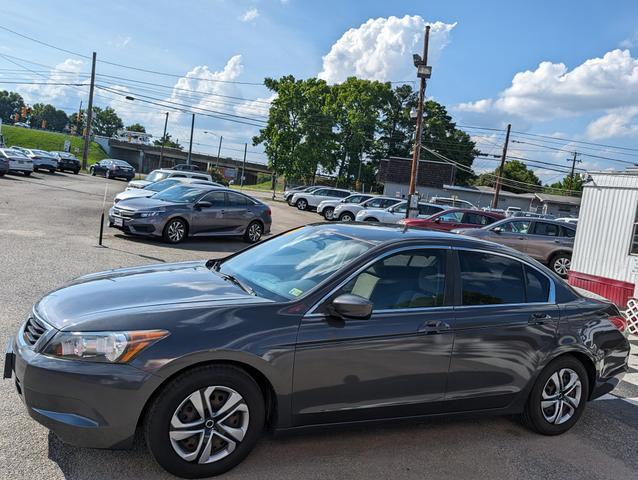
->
(376, 84, 418, 159)
(474, 160, 541, 193)
(29, 103, 69, 132)
(547, 175, 583, 195)
(253, 75, 336, 184)
(153, 132, 183, 150)
(126, 123, 146, 133)
(68, 108, 85, 135)
(91, 106, 123, 137)
(0, 90, 25, 123)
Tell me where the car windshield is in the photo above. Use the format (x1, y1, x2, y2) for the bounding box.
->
(153, 185, 207, 203)
(146, 171, 169, 182)
(146, 178, 181, 192)
(218, 227, 375, 301)
(3, 149, 28, 158)
(112, 160, 132, 167)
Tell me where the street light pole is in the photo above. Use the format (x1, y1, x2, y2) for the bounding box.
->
(240, 143, 247, 189)
(187, 113, 195, 165)
(407, 26, 432, 218)
(216, 135, 223, 168)
(491, 123, 511, 209)
(81, 51, 96, 170)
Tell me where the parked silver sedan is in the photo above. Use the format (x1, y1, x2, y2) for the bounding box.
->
(113, 177, 222, 204)
(109, 184, 271, 243)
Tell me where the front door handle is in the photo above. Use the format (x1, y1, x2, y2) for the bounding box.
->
(529, 313, 552, 325)
(419, 320, 451, 334)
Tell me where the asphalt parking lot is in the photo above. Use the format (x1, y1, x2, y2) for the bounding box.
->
(1, 172, 638, 480)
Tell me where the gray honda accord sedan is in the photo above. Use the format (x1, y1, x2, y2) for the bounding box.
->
(109, 184, 271, 243)
(4, 224, 630, 478)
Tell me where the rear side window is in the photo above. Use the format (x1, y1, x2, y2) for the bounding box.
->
(418, 204, 442, 216)
(459, 251, 526, 305)
(525, 265, 550, 302)
(532, 222, 560, 236)
(332, 190, 350, 198)
(561, 226, 576, 238)
(500, 220, 530, 234)
(464, 213, 492, 226)
(227, 192, 249, 207)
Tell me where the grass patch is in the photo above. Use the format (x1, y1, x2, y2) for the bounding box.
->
(0, 125, 107, 164)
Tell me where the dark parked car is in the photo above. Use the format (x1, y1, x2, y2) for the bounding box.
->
(109, 184, 271, 243)
(399, 208, 505, 231)
(4, 224, 629, 478)
(51, 151, 81, 174)
(453, 217, 576, 277)
(174, 163, 201, 171)
(89, 158, 136, 180)
(0, 152, 9, 176)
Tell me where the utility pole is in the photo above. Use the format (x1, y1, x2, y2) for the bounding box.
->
(491, 123, 512, 209)
(76, 99, 82, 135)
(407, 25, 432, 218)
(81, 52, 96, 170)
(187, 113, 195, 165)
(240, 143, 247, 189)
(159, 111, 168, 168)
(567, 151, 582, 192)
(216, 135, 223, 168)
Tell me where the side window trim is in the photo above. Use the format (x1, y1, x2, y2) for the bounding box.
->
(450, 247, 556, 306)
(305, 245, 454, 317)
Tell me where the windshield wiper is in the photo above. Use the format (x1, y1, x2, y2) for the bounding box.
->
(218, 272, 255, 295)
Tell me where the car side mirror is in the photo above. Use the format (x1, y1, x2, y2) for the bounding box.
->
(329, 294, 373, 320)
(434, 217, 441, 223)
(195, 201, 213, 209)
(493, 227, 503, 234)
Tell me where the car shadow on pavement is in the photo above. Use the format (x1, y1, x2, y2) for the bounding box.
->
(112, 233, 253, 254)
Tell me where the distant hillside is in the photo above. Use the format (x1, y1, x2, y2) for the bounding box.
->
(0, 125, 108, 164)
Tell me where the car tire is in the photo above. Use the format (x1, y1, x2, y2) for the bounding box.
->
(0, 172, 5, 177)
(163, 218, 188, 244)
(49, 168, 56, 174)
(106, 170, 112, 179)
(33, 167, 39, 172)
(550, 252, 571, 278)
(73, 169, 79, 175)
(90, 168, 95, 176)
(296, 198, 308, 211)
(23, 171, 31, 177)
(338, 212, 354, 222)
(145, 364, 265, 479)
(323, 207, 335, 220)
(244, 221, 263, 243)
(520, 356, 589, 435)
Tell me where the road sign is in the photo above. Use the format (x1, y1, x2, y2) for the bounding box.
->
(63, 140, 71, 152)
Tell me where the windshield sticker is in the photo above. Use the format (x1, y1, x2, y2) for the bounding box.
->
(288, 287, 303, 297)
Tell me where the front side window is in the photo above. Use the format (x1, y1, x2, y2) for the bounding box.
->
(219, 227, 375, 301)
(153, 185, 207, 203)
(337, 250, 447, 310)
(499, 220, 530, 234)
(365, 198, 385, 208)
(146, 171, 169, 182)
(313, 189, 328, 196)
(201, 191, 226, 207)
(459, 251, 526, 305)
(394, 202, 408, 214)
(463, 213, 492, 226)
(438, 211, 464, 223)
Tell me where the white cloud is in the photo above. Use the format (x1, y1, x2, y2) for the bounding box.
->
(234, 93, 275, 118)
(455, 49, 638, 139)
(318, 15, 456, 84)
(239, 8, 259, 22)
(620, 31, 638, 49)
(21, 58, 87, 105)
(585, 106, 638, 139)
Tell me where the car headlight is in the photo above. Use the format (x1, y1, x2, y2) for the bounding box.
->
(42, 330, 169, 363)
(138, 210, 164, 217)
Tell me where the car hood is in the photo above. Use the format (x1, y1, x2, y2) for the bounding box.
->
(35, 261, 269, 330)
(128, 180, 151, 189)
(115, 188, 155, 202)
(113, 196, 179, 211)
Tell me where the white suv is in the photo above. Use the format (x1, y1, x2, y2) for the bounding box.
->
(317, 194, 374, 220)
(291, 187, 352, 211)
(333, 196, 402, 222)
(356, 201, 445, 223)
(128, 169, 213, 190)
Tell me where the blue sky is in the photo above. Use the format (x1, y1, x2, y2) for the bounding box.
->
(1, 0, 638, 181)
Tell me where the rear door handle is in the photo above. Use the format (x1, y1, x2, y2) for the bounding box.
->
(529, 313, 552, 325)
(419, 320, 451, 334)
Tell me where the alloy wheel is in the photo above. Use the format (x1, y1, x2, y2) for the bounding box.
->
(167, 220, 186, 243)
(323, 208, 334, 220)
(541, 368, 582, 425)
(247, 222, 262, 242)
(297, 199, 307, 210)
(553, 256, 571, 276)
(340, 213, 353, 222)
(169, 386, 250, 465)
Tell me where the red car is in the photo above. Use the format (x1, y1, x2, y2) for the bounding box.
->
(399, 208, 505, 232)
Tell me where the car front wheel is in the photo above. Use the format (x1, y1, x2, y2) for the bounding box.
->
(550, 253, 571, 278)
(521, 356, 588, 435)
(145, 365, 265, 478)
(163, 218, 188, 243)
(90, 168, 96, 176)
(339, 212, 354, 222)
(296, 198, 308, 210)
(23, 171, 31, 177)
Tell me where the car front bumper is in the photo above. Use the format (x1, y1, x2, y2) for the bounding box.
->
(6, 334, 160, 449)
(34, 161, 58, 169)
(108, 211, 165, 236)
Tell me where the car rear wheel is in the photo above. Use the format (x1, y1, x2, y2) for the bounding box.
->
(33, 167, 39, 172)
(163, 218, 188, 244)
(550, 253, 571, 278)
(145, 365, 265, 478)
(106, 170, 112, 179)
(338, 212, 354, 222)
(296, 198, 308, 210)
(23, 171, 31, 177)
(520, 356, 588, 435)
(90, 167, 96, 176)
(323, 207, 335, 220)
(243, 221, 263, 243)
(73, 169, 79, 175)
